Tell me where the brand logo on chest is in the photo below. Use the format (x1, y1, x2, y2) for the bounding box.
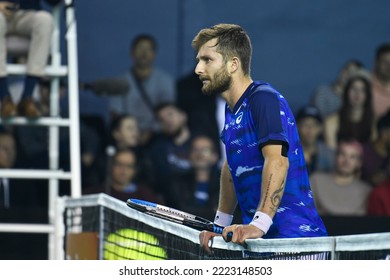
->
(236, 111, 244, 124)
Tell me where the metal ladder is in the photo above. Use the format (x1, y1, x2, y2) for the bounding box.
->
(0, 0, 81, 259)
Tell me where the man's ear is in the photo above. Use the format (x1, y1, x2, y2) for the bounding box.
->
(229, 57, 240, 74)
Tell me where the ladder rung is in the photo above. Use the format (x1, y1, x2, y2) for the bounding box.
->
(0, 117, 71, 126)
(0, 223, 55, 234)
(0, 169, 72, 180)
(6, 64, 68, 77)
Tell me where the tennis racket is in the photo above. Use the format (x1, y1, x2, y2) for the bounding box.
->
(126, 198, 232, 239)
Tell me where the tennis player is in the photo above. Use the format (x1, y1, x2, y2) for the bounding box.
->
(192, 23, 328, 251)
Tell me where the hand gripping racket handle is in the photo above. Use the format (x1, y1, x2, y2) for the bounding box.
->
(213, 224, 233, 241)
(127, 198, 233, 241)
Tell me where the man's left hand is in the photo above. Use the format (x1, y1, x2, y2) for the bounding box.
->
(222, 224, 264, 246)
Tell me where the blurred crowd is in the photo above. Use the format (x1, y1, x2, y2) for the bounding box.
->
(1, 24, 390, 241)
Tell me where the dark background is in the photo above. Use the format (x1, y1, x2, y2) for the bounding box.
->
(11, 0, 387, 260)
(67, 0, 390, 120)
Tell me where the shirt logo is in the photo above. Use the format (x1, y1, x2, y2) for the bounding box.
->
(236, 112, 244, 124)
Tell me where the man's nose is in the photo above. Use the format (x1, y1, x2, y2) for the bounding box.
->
(195, 62, 203, 75)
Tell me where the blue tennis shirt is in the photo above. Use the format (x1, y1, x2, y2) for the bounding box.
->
(220, 81, 327, 238)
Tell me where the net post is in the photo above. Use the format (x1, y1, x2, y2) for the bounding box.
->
(98, 205, 105, 260)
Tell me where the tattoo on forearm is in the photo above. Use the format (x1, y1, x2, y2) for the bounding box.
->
(261, 176, 285, 213)
(260, 174, 273, 210)
(270, 180, 285, 211)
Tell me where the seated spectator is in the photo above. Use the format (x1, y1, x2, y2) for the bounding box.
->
(0, 0, 61, 118)
(324, 75, 375, 150)
(146, 102, 193, 206)
(310, 59, 364, 119)
(310, 139, 371, 216)
(296, 105, 335, 175)
(367, 163, 390, 216)
(108, 34, 176, 145)
(371, 43, 390, 120)
(108, 114, 140, 151)
(170, 135, 220, 220)
(104, 114, 152, 188)
(83, 148, 163, 204)
(362, 109, 390, 187)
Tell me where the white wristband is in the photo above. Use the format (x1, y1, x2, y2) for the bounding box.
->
(249, 211, 273, 235)
(214, 211, 234, 227)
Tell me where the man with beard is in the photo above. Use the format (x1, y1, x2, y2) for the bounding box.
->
(192, 24, 327, 252)
(310, 139, 371, 216)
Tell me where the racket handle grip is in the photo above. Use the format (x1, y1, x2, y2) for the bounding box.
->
(213, 225, 233, 241)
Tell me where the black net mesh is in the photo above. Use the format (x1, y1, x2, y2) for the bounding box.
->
(63, 194, 390, 260)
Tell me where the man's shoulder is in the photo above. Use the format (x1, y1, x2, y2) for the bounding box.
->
(310, 172, 332, 182)
(249, 81, 282, 100)
(354, 179, 373, 192)
(152, 67, 174, 79)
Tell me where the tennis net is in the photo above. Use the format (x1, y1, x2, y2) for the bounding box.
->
(61, 193, 390, 260)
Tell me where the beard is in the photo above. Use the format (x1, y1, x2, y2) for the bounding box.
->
(201, 66, 232, 96)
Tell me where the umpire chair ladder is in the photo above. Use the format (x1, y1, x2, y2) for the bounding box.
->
(0, 0, 81, 259)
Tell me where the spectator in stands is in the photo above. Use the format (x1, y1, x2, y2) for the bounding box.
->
(324, 75, 374, 150)
(0, 0, 61, 118)
(371, 43, 390, 121)
(83, 148, 164, 204)
(104, 114, 152, 189)
(367, 161, 390, 216)
(12, 80, 105, 190)
(170, 135, 220, 220)
(296, 105, 334, 175)
(146, 102, 193, 206)
(362, 109, 390, 187)
(310, 59, 364, 119)
(108, 34, 176, 145)
(310, 139, 371, 216)
(108, 114, 140, 151)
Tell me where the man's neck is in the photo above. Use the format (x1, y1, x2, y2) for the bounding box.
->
(132, 66, 152, 80)
(350, 106, 364, 121)
(194, 168, 211, 183)
(334, 172, 356, 185)
(374, 72, 390, 87)
(373, 138, 389, 157)
(302, 142, 317, 154)
(222, 76, 253, 110)
(173, 126, 190, 146)
(111, 182, 125, 192)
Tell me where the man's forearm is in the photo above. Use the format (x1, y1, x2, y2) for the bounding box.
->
(217, 161, 237, 214)
(258, 155, 288, 218)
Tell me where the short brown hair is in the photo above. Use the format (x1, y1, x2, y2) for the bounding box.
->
(192, 23, 252, 76)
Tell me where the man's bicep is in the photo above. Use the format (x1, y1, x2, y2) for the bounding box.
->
(260, 141, 289, 158)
